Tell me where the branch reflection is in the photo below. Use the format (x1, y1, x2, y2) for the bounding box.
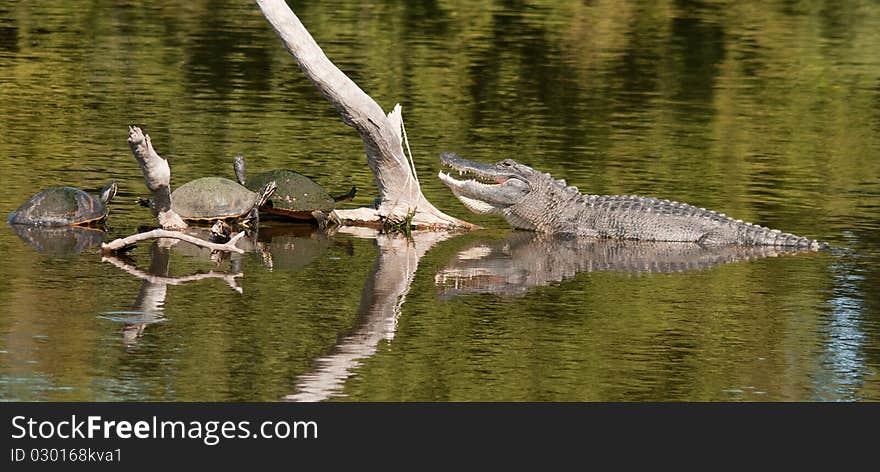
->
(101, 240, 243, 346)
(286, 228, 453, 402)
(286, 229, 821, 401)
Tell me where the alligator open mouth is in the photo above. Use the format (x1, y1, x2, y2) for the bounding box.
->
(437, 169, 507, 186)
(438, 153, 510, 186)
(437, 152, 530, 215)
(437, 172, 501, 214)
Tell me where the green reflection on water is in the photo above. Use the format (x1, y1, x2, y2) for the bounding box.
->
(0, 0, 879, 401)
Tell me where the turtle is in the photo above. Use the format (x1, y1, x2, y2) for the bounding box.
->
(8, 181, 118, 227)
(232, 154, 356, 226)
(168, 176, 277, 227)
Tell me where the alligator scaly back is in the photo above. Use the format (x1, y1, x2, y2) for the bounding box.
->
(574, 194, 825, 249)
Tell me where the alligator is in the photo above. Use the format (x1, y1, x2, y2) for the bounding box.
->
(438, 152, 827, 250)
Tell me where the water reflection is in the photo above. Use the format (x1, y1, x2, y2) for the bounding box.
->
(286, 228, 828, 401)
(240, 223, 351, 272)
(435, 232, 820, 298)
(0, 0, 878, 401)
(101, 241, 243, 346)
(286, 228, 453, 402)
(8, 224, 104, 256)
(817, 257, 870, 401)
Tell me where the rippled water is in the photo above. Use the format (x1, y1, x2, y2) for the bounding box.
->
(1, 0, 879, 401)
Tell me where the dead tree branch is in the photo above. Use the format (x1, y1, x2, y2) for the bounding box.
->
(127, 126, 187, 231)
(254, 0, 477, 231)
(102, 229, 247, 254)
(114, 126, 250, 254)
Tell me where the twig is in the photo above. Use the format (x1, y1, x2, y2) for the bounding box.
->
(102, 229, 247, 254)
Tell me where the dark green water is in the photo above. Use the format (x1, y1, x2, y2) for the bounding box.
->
(1, 0, 879, 401)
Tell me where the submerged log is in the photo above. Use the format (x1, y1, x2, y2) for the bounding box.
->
(254, 0, 477, 231)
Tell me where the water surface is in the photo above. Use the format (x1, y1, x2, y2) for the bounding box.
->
(1, 0, 879, 401)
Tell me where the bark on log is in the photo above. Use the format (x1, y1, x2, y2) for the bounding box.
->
(254, 0, 477, 231)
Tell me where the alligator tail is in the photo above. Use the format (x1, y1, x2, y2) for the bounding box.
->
(739, 223, 828, 250)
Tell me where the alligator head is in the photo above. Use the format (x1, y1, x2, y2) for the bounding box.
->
(438, 152, 569, 231)
(438, 152, 537, 213)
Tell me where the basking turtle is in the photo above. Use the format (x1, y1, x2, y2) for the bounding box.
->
(232, 155, 355, 225)
(8, 181, 118, 227)
(168, 176, 276, 226)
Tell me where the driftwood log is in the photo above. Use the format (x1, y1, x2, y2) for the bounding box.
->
(103, 229, 247, 254)
(255, 0, 476, 231)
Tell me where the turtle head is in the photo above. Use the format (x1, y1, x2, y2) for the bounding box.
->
(233, 154, 247, 186)
(255, 180, 278, 209)
(241, 180, 277, 226)
(100, 181, 118, 204)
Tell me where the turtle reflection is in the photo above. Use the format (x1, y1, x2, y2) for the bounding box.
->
(8, 224, 105, 256)
(240, 223, 353, 272)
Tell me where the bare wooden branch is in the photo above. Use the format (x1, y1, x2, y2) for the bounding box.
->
(127, 126, 187, 230)
(254, 0, 477, 231)
(102, 229, 247, 254)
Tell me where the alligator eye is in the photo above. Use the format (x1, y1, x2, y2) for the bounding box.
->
(501, 160, 513, 167)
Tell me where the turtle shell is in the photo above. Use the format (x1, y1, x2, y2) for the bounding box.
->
(245, 170, 334, 219)
(8, 186, 109, 226)
(170, 177, 258, 221)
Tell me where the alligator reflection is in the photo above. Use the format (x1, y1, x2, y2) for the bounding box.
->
(435, 232, 818, 298)
(8, 224, 104, 255)
(286, 228, 453, 402)
(101, 241, 243, 346)
(285, 230, 819, 401)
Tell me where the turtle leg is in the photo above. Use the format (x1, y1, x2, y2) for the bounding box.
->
(210, 220, 233, 243)
(328, 210, 342, 227)
(311, 210, 341, 230)
(237, 215, 252, 230)
(312, 210, 328, 230)
(240, 180, 275, 230)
